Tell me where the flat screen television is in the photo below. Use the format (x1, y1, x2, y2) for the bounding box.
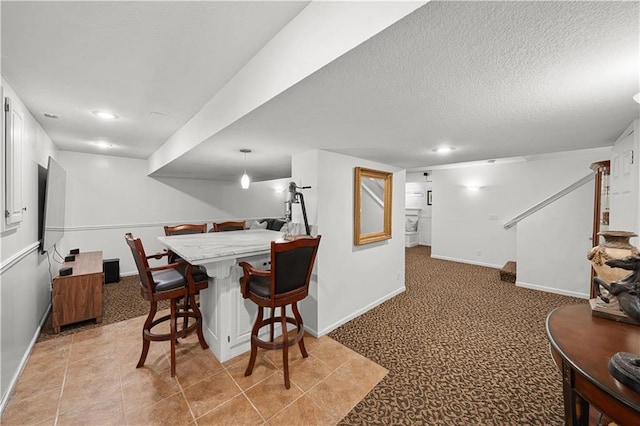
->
(41, 156, 66, 253)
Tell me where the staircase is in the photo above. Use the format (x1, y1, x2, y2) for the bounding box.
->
(500, 261, 517, 283)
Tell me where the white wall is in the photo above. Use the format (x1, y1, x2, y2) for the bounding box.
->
(57, 151, 290, 275)
(293, 150, 406, 335)
(516, 183, 594, 297)
(406, 172, 432, 245)
(431, 147, 611, 273)
(0, 79, 58, 410)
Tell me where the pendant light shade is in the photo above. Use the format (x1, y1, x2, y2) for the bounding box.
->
(240, 149, 251, 189)
(241, 172, 250, 189)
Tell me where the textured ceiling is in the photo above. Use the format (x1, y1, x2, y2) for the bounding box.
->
(2, 1, 639, 182)
(1, 1, 308, 159)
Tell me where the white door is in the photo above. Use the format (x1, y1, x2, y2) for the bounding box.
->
(609, 127, 638, 235)
(4, 96, 24, 229)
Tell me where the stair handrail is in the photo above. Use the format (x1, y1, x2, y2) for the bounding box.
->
(503, 172, 595, 230)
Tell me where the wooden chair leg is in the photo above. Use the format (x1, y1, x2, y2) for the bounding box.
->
(183, 295, 190, 331)
(281, 306, 290, 389)
(170, 299, 177, 377)
(269, 307, 275, 342)
(189, 290, 208, 349)
(292, 302, 308, 358)
(137, 301, 157, 368)
(245, 306, 263, 377)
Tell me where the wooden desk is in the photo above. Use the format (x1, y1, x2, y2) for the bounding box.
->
(52, 251, 104, 333)
(546, 304, 640, 425)
(158, 229, 286, 362)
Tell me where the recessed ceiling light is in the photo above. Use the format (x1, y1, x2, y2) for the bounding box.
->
(433, 146, 455, 154)
(93, 141, 113, 149)
(92, 110, 119, 120)
(634, 92, 640, 104)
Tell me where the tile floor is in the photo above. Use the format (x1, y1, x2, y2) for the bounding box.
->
(1, 312, 388, 425)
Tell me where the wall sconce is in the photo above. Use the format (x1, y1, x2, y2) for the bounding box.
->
(240, 148, 251, 189)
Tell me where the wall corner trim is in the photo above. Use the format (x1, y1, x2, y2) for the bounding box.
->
(0, 241, 40, 274)
(515, 281, 589, 299)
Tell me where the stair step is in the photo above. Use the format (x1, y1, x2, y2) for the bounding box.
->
(500, 261, 517, 283)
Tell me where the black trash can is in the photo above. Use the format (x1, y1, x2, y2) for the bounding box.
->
(103, 258, 120, 284)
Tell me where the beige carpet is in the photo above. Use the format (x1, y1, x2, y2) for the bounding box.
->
(329, 245, 584, 425)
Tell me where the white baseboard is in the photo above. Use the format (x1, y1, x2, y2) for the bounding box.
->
(430, 254, 502, 269)
(315, 286, 406, 337)
(1, 303, 51, 415)
(516, 281, 589, 299)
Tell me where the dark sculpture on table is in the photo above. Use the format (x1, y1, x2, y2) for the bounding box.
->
(593, 255, 640, 393)
(594, 256, 640, 323)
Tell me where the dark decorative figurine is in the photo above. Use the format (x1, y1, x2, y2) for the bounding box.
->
(593, 255, 640, 393)
(593, 255, 640, 322)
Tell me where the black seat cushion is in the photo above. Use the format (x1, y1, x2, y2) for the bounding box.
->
(152, 269, 187, 293)
(176, 265, 208, 283)
(260, 218, 287, 231)
(190, 267, 209, 283)
(245, 275, 271, 298)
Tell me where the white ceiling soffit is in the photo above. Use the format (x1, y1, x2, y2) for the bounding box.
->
(148, 1, 427, 178)
(155, 0, 640, 182)
(1, 1, 310, 159)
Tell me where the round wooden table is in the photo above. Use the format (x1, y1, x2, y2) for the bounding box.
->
(546, 304, 640, 425)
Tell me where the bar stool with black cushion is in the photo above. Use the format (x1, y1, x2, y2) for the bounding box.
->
(211, 220, 246, 232)
(238, 235, 321, 388)
(125, 233, 209, 377)
(163, 223, 207, 263)
(163, 223, 208, 331)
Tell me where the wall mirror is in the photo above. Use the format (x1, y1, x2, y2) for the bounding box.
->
(354, 167, 392, 245)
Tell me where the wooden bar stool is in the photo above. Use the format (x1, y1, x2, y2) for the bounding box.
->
(212, 221, 246, 232)
(238, 236, 321, 388)
(125, 233, 209, 377)
(164, 223, 207, 263)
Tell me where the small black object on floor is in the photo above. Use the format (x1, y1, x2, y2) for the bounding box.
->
(103, 258, 120, 284)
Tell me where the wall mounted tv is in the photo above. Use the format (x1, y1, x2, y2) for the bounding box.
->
(41, 156, 66, 253)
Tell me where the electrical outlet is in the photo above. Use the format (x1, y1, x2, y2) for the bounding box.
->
(477, 250, 482, 256)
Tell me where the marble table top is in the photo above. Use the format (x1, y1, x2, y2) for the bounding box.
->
(158, 229, 286, 265)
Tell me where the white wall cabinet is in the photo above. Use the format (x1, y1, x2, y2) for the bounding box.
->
(609, 120, 639, 237)
(3, 96, 24, 230)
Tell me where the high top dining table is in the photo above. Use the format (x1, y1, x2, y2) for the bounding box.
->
(545, 304, 640, 425)
(158, 229, 286, 362)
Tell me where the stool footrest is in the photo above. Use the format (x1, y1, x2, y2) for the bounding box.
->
(252, 316, 304, 350)
(143, 311, 202, 342)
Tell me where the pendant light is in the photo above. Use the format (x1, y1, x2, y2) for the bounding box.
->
(240, 149, 251, 189)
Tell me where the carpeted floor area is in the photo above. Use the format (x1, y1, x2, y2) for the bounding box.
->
(329, 245, 585, 425)
(38, 246, 586, 424)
